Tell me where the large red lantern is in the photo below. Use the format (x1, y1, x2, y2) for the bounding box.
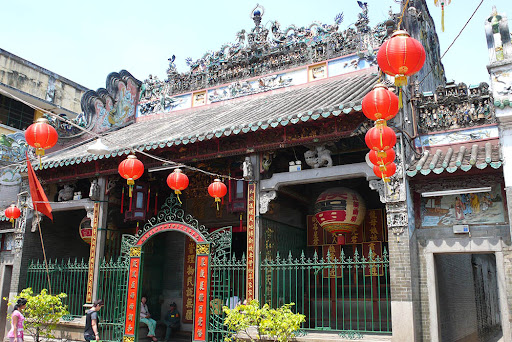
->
(373, 162, 397, 182)
(376, 30, 426, 87)
(118, 155, 144, 197)
(365, 120, 397, 152)
(208, 179, 227, 210)
(362, 84, 399, 121)
(4, 204, 21, 227)
(314, 188, 366, 238)
(167, 168, 189, 203)
(24, 118, 58, 156)
(369, 148, 395, 166)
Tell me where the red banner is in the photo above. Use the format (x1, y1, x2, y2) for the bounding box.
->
(307, 215, 323, 246)
(193, 255, 209, 341)
(86, 202, 99, 303)
(246, 183, 256, 301)
(182, 237, 196, 323)
(322, 244, 342, 278)
(124, 255, 141, 335)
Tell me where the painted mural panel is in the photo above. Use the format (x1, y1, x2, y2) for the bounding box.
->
(420, 186, 505, 227)
(415, 126, 499, 147)
(328, 54, 375, 77)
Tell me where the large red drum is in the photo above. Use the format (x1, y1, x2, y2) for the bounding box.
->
(314, 188, 366, 235)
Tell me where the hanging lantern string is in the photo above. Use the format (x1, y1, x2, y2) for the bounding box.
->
(0, 87, 246, 182)
(397, 0, 411, 29)
(417, 0, 485, 86)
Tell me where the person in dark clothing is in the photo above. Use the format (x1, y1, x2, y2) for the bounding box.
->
(84, 299, 104, 341)
(164, 302, 181, 341)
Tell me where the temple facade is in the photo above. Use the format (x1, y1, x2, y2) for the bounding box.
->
(4, 2, 512, 342)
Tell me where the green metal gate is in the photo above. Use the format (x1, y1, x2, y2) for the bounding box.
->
(26, 257, 128, 342)
(208, 254, 246, 342)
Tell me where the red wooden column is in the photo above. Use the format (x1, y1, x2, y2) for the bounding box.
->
(246, 183, 256, 301)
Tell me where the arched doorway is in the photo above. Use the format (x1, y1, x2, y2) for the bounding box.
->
(121, 195, 232, 342)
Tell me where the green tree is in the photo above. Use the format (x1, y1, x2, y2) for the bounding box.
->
(6, 288, 69, 342)
(223, 300, 305, 342)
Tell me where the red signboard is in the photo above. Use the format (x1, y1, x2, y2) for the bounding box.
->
(246, 183, 256, 301)
(362, 242, 383, 276)
(124, 256, 141, 335)
(86, 202, 100, 303)
(307, 215, 324, 246)
(136, 222, 205, 245)
(182, 237, 196, 323)
(363, 209, 385, 242)
(193, 255, 209, 341)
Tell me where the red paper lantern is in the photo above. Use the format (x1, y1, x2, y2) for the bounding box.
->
(365, 120, 397, 152)
(373, 162, 397, 182)
(4, 204, 21, 227)
(167, 169, 189, 202)
(362, 84, 399, 121)
(314, 188, 366, 236)
(376, 30, 426, 86)
(369, 148, 396, 166)
(118, 155, 144, 197)
(24, 118, 58, 156)
(208, 179, 227, 210)
(79, 216, 93, 244)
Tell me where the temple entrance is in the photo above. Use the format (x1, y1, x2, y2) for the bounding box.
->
(121, 195, 233, 342)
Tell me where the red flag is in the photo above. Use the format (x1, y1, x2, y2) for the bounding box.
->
(26, 153, 53, 221)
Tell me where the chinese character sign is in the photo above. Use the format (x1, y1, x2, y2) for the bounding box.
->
(182, 237, 196, 323)
(246, 183, 256, 301)
(124, 257, 140, 335)
(86, 202, 100, 303)
(194, 255, 209, 341)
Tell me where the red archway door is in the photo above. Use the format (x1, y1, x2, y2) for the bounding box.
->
(123, 222, 211, 342)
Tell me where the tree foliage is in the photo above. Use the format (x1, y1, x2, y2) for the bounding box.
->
(223, 300, 305, 342)
(6, 288, 69, 342)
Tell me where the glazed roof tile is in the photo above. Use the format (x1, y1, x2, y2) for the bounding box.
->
(406, 140, 502, 177)
(39, 71, 379, 169)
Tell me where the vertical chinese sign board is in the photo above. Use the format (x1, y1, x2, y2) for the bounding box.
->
(86, 202, 100, 303)
(246, 183, 256, 302)
(182, 237, 196, 323)
(194, 244, 210, 341)
(124, 247, 141, 340)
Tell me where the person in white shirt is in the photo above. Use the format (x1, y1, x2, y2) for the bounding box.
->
(140, 296, 158, 342)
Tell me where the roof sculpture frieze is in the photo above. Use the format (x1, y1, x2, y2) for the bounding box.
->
(138, 3, 398, 115)
(413, 81, 496, 134)
(45, 70, 141, 138)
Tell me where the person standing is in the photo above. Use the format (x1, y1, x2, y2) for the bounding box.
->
(164, 302, 181, 341)
(8, 298, 27, 342)
(140, 296, 158, 342)
(84, 299, 104, 341)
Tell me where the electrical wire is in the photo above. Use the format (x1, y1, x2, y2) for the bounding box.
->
(0, 87, 246, 181)
(418, 0, 486, 85)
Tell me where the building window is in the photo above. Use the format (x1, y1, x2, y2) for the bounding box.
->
(0, 234, 13, 251)
(0, 93, 35, 130)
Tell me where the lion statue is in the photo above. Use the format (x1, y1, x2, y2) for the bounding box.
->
(304, 145, 333, 168)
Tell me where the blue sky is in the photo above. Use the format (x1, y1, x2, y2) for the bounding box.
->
(2, 0, 510, 90)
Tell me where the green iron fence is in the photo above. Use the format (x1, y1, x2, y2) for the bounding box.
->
(208, 254, 247, 342)
(26, 258, 89, 317)
(26, 257, 128, 342)
(259, 248, 391, 334)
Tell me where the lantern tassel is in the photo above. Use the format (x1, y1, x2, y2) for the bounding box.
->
(398, 87, 403, 109)
(441, 5, 445, 32)
(175, 189, 182, 204)
(121, 187, 124, 213)
(215, 197, 221, 211)
(154, 192, 158, 216)
(10, 218, 14, 228)
(129, 190, 133, 211)
(240, 213, 243, 231)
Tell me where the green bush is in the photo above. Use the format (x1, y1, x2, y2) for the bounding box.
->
(223, 300, 305, 342)
(6, 288, 69, 342)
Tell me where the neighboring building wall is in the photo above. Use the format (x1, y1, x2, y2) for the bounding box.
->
(0, 49, 87, 115)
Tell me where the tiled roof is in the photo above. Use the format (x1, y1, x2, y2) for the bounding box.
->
(406, 140, 502, 177)
(37, 70, 379, 169)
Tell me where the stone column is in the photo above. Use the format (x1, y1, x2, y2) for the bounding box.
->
(370, 136, 417, 341)
(91, 177, 108, 302)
